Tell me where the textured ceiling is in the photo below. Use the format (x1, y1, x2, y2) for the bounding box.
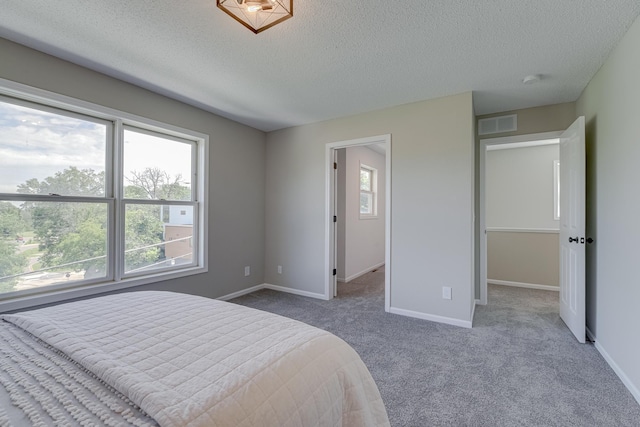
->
(1, 1, 639, 131)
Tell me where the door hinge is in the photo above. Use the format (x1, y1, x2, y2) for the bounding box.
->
(333, 269, 337, 276)
(333, 215, 337, 223)
(333, 162, 337, 170)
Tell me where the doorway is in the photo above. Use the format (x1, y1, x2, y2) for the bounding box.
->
(479, 117, 586, 343)
(325, 134, 391, 311)
(479, 131, 562, 305)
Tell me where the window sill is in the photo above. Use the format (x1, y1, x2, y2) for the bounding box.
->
(0, 265, 207, 313)
(359, 215, 378, 220)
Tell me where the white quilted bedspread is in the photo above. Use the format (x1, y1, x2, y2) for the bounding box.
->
(2, 291, 389, 427)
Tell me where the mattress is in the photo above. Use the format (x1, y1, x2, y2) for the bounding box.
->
(1, 291, 390, 426)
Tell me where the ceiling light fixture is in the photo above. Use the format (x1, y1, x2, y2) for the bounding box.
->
(217, 0, 293, 34)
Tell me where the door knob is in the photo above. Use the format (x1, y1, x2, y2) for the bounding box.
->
(568, 237, 578, 243)
(586, 237, 594, 244)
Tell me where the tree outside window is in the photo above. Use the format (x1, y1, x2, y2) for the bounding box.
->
(0, 95, 205, 299)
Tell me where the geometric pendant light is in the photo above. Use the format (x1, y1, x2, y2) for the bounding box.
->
(217, 0, 293, 34)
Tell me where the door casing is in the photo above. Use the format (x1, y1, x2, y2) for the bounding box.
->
(324, 134, 391, 311)
(479, 131, 563, 305)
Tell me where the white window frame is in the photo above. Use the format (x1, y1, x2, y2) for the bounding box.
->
(0, 78, 209, 312)
(359, 163, 378, 219)
(553, 160, 560, 220)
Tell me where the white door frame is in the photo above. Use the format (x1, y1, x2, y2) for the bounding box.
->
(478, 131, 562, 305)
(324, 134, 392, 311)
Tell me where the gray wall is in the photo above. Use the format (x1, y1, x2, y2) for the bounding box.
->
(265, 92, 476, 324)
(487, 232, 559, 287)
(340, 146, 385, 282)
(0, 38, 266, 301)
(486, 145, 559, 230)
(577, 14, 640, 401)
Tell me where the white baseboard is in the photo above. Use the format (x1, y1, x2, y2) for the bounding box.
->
(217, 284, 265, 301)
(218, 283, 328, 301)
(343, 262, 385, 283)
(389, 306, 472, 329)
(488, 279, 559, 292)
(263, 283, 328, 300)
(586, 327, 640, 406)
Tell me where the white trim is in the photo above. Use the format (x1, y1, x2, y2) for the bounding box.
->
(325, 134, 392, 313)
(486, 227, 559, 234)
(479, 130, 563, 306)
(217, 284, 265, 301)
(339, 262, 385, 283)
(587, 329, 640, 406)
(486, 138, 559, 151)
(488, 279, 559, 292)
(217, 283, 328, 302)
(389, 306, 472, 329)
(263, 284, 327, 300)
(481, 132, 563, 147)
(553, 159, 561, 220)
(0, 266, 207, 313)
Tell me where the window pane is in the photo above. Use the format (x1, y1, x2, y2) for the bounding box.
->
(124, 203, 194, 274)
(0, 201, 108, 295)
(360, 168, 371, 191)
(0, 99, 107, 196)
(360, 192, 372, 214)
(123, 128, 192, 201)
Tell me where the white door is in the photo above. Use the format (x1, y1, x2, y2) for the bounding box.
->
(559, 116, 586, 343)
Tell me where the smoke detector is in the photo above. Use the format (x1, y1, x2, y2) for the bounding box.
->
(522, 74, 542, 84)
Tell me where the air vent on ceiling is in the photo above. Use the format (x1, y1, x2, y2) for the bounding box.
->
(478, 114, 517, 135)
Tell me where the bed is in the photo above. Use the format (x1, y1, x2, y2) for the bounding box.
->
(0, 291, 390, 426)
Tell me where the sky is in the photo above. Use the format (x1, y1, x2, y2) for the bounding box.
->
(0, 100, 192, 195)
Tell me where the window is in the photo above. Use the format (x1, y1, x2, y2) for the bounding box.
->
(553, 160, 560, 220)
(360, 164, 377, 218)
(0, 86, 207, 304)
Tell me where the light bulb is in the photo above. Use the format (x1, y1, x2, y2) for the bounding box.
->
(245, 2, 262, 12)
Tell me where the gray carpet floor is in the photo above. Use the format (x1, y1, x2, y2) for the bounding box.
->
(231, 268, 640, 426)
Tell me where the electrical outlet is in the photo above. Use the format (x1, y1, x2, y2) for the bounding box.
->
(277, 265, 282, 274)
(442, 286, 452, 300)
(244, 266, 250, 277)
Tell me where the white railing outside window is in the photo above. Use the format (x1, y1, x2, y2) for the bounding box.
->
(0, 80, 208, 309)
